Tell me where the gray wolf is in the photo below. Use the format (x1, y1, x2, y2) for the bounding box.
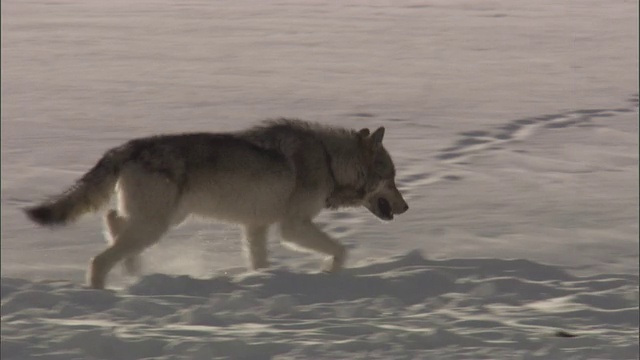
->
(24, 119, 408, 289)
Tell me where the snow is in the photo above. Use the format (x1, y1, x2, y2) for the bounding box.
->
(1, 0, 638, 359)
(2, 252, 638, 359)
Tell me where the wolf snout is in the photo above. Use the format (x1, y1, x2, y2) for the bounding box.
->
(400, 203, 409, 213)
(376, 196, 409, 220)
(395, 202, 409, 215)
(377, 198, 393, 220)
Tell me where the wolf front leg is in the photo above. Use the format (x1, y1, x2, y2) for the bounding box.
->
(243, 225, 270, 270)
(279, 219, 347, 272)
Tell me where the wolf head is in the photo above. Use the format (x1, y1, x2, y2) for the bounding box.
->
(327, 127, 409, 220)
(357, 127, 409, 220)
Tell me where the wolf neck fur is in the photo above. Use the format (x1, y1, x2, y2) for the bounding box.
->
(317, 133, 367, 207)
(245, 118, 366, 206)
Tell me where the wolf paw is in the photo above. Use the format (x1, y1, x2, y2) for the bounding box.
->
(322, 248, 347, 273)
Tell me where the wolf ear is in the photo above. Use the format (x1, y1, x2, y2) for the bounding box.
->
(371, 127, 385, 146)
(358, 128, 370, 137)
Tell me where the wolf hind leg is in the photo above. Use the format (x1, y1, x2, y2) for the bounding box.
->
(105, 210, 143, 276)
(91, 167, 178, 289)
(243, 225, 269, 270)
(279, 219, 346, 273)
(90, 217, 168, 289)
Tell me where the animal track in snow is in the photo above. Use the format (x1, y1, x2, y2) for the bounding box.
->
(394, 168, 466, 200)
(435, 97, 639, 166)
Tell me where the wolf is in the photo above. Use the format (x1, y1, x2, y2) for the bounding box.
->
(24, 119, 408, 289)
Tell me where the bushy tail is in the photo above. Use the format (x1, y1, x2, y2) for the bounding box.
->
(25, 145, 130, 226)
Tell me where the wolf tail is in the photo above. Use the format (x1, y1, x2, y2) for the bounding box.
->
(24, 145, 131, 226)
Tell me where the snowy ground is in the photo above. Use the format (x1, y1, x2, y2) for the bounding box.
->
(1, 0, 638, 359)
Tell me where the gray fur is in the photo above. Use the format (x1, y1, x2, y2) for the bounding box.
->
(24, 118, 408, 289)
